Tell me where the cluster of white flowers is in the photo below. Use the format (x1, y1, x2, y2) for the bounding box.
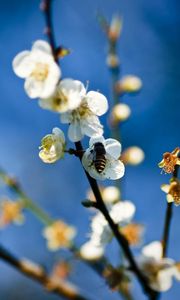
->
(80, 201, 135, 260)
(139, 241, 180, 292)
(13, 39, 125, 181)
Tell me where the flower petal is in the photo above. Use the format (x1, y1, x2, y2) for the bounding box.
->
(52, 127, 65, 143)
(142, 241, 162, 261)
(32, 40, 52, 55)
(86, 91, 108, 116)
(160, 184, 170, 194)
(105, 138, 122, 159)
(110, 201, 136, 224)
(81, 116, 103, 138)
(68, 121, 83, 142)
(40, 63, 61, 98)
(60, 78, 86, 97)
(80, 241, 104, 260)
(89, 135, 105, 148)
(12, 51, 33, 78)
(60, 112, 72, 124)
(153, 268, 173, 292)
(24, 77, 44, 98)
(167, 194, 174, 203)
(104, 159, 125, 180)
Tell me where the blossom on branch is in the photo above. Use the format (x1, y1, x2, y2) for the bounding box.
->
(0, 198, 24, 228)
(43, 220, 76, 251)
(39, 79, 85, 113)
(80, 201, 135, 260)
(82, 136, 125, 180)
(60, 89, 108, 142)
(139, 241, 180, 292)
(39, 127, 65, 163)
(161, 178, 180, 206)
(13, 40, 61, 98)
(158, 147, 180, 174)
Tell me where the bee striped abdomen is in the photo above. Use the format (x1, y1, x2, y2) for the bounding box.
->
(94, 155, 106, 173)
(93, 142, 106, 174)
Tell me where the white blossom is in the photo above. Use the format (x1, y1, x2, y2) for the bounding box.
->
(39, 79, 85, 113)
(60, 89, 108, 142)
(13, 40, 61, 98)
(39, 127, 65, 163)
(139, 241, 178, 292)
(80, 201, 135, 259)
(80, 241, 104, 261)
(82, 136, 125, 180)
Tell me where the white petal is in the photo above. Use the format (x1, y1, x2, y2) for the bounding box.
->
(60, 112, 72, 124)
(12, 51, 33, 78)
(110, 201, 136, 224)
(105, 138, 122, 159)
(161, 184, 170, 194)
(154, 269, 173, 292)
(167, 194, 174, 203)
(104, 159, 125, 180)
(81, 116, 103, 138)
(86, 91, 108, 116)
(142, 241, 162, 261)
(40, 63, 61, 98)
(80, 241, 104, 260)
(89, 135, 105, 148)
(68, 121, 83, 142)
(32, 40, 52, 55)
(52, 127, 65, 143)
(24, 77, 44, 98)
(60, 78, 86, 96)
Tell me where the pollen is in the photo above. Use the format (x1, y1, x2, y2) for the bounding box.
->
(31, 62, 49, 81)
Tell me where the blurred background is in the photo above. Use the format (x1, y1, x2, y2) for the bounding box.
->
(0, 0, 179, 299)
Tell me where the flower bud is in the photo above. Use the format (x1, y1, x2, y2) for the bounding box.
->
(116, 75, 142, 94)
(102, 186, 120, 203)
(110, 103, 131, 125)
(108, 15, 123, 42)
(122, 147, 145, 165)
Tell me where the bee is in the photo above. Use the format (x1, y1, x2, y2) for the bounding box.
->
(91, 142, 106, 173)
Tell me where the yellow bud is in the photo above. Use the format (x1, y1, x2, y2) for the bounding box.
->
(110, 103, 131, 125)
(122, 147, 145, 165)
(102, 186, 120, 203)
(108, 15, 123, 41)
(116, 75, 142, 94)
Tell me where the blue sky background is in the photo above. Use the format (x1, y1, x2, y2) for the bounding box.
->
(0, 0, 179, 299)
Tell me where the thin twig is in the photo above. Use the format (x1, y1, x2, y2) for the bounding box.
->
(162, 165, 179, 257)
(0, 244, 88, 300)
(41, 0, 57, 59)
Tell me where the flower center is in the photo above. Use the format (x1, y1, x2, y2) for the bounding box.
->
(31, 62, 49, 81)
(52, 90, 68, 111)
(77, 101, 91, 118)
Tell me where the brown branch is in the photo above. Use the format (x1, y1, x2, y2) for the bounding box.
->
(162, 165, 179, 257)
(41, 0, 57, 60)
(0, 244, 88, 300)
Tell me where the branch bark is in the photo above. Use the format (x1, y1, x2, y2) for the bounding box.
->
(0, 244, 88, 300)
